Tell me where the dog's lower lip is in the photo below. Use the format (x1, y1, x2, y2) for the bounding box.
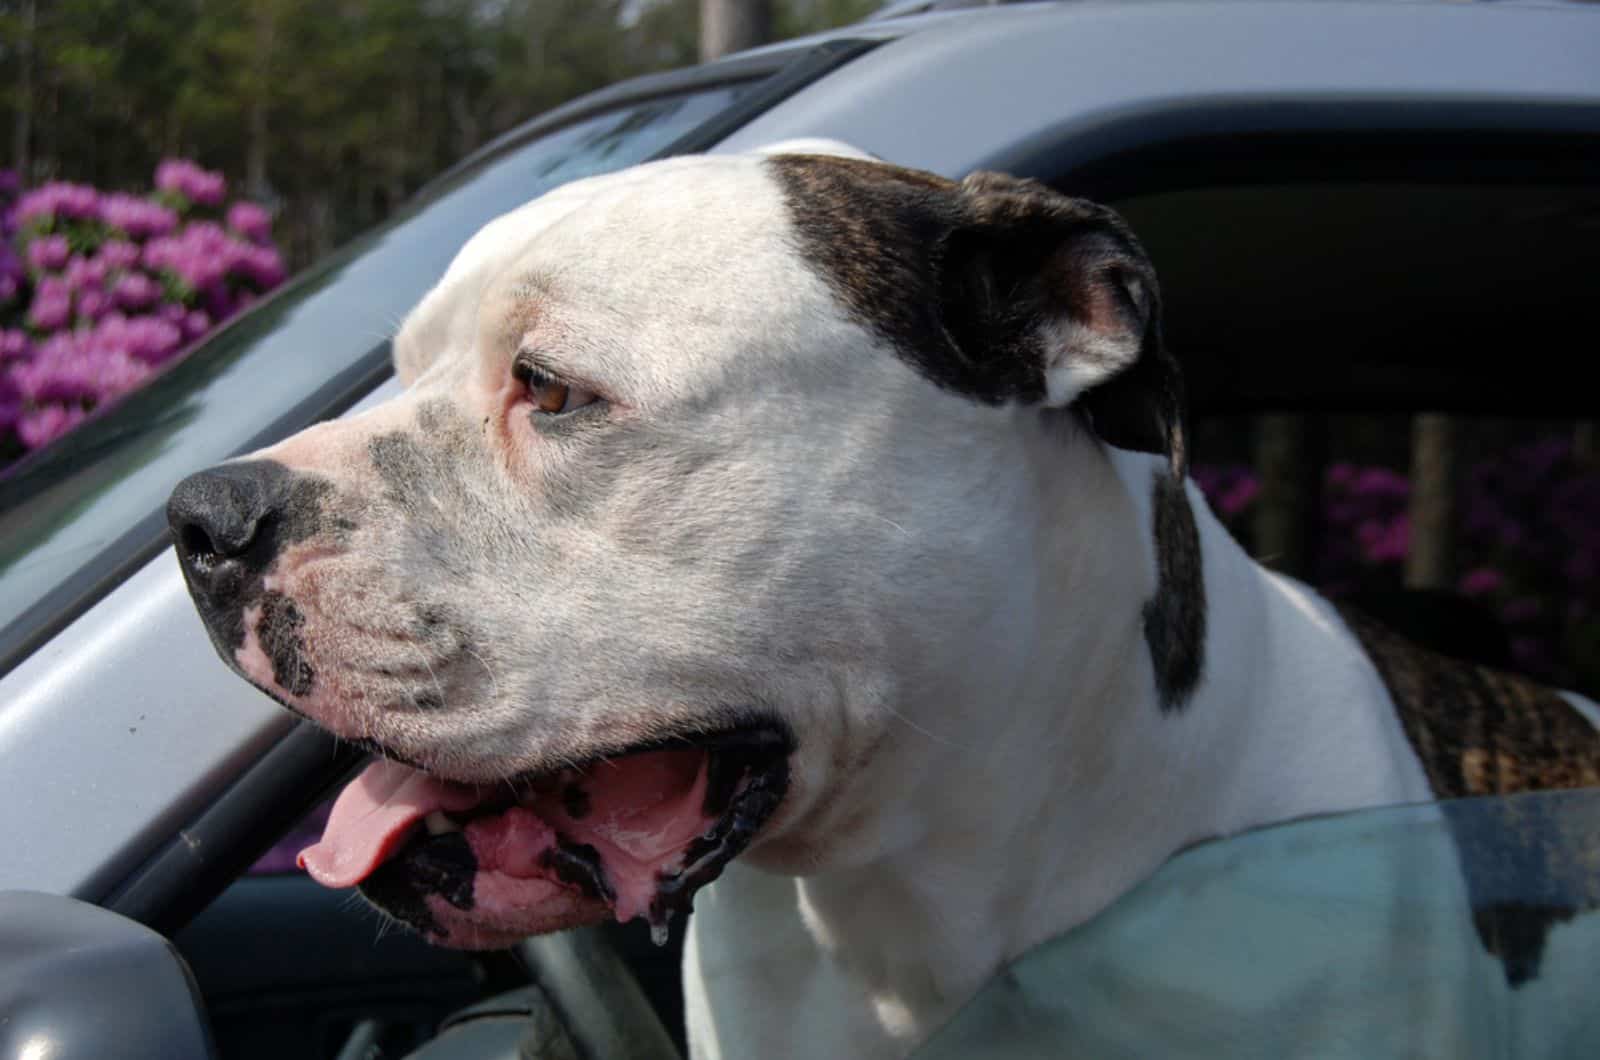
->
(358, 722, 792, 792)
(494, 722, 794, 797)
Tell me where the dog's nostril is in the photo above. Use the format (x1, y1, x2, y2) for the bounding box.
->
(179, 522, 221, 571)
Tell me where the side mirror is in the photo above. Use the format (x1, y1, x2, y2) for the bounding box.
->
(0, 890, 217, 1060)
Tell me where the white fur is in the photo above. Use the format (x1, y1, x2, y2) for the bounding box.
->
(685, 447, 1435, 1058)
(1039, 318, 1139, 407)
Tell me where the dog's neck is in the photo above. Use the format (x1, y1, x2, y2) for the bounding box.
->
(725, 441, 1431, 1053)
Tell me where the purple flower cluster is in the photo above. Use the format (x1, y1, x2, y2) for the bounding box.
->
(226, 201, 273, 244)
(1326, 464, 1411, 568)
(0, 248, 21, 304)
(2, 159, 284, 466)
(12, 182, 101, 227)
(1193, 437, 1600, 689)
(99, 193, 178, 239)
(143, 221, 284, 315)
(155, 159, 227, 208)
(1193, 464, 1261, 522)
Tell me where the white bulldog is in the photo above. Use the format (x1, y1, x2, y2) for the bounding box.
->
(168, 142, 1600, 1058)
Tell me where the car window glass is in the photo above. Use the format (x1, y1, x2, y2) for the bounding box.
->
(916, 789, 1600, 1059)
(1190, 413, 1600, 698)
(251, 799, 332, 875)
(0, 83, 747, 668)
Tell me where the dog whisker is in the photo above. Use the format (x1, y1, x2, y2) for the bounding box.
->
(881, 700, 970, 750)
(408, 641, 449, 714)
(466, 648, 501, 702)
(871, 513, 912, 537)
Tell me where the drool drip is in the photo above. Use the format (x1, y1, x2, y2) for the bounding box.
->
(649, 911, 674, 948)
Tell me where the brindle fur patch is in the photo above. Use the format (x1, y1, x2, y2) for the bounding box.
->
(1340, 605, 1600, 984)
(1144, 471, 1206, 711)
(767, 155, 1153, 408)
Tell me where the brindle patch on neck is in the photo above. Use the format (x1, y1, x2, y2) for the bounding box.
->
(1339, 605, 1600, 986)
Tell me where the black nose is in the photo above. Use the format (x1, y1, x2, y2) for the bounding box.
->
(168, 461, 290, 599)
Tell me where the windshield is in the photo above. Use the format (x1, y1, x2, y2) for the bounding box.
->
(914, 788, 1600, 1059)
(0, 82, 749, 669)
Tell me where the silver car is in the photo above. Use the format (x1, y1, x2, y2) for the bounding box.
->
(4, 2, 1600, 1056)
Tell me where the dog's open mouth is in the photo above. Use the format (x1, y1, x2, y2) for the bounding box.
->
(297, 725, 790, 948)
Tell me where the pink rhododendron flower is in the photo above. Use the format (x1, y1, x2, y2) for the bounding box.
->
(182, 309, 211, 340)
(27, 290, 71, 331)
(0, 328, 30, 361)
(1219, 477, 1260, 518)
(99, 193, 178, 239)
(10, 335, 101, 403)
(27, 234, 71, 272)
(155, 159, 226, 207)
(1459, 567, 1503, 597)
(204, 285, 236, 323)
(227, 201, 273, 244)
(91, 312, 183, 365)
(94, 240, 143, 272)
(16, 403, 89, 449)
(1356, 516, 1410, 564)
(63, 255, 108, 293)
(112, 272, 160, 310)
(237, 245, 285, 288)
(76, 288, 111, 322)
(12, 182, 100, 226)
(0, 379, 19, 434)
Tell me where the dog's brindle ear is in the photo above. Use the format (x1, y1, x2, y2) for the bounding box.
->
(772, 156, 1204, 709)
(952, 172, 1202, 710)
(768, 156, 1187, 478)
(952, 170, 1188, 479)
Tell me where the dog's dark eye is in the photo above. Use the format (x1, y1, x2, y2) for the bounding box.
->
(514, 361, 599, 416)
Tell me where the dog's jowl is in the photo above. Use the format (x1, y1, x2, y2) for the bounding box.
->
(169, 142, 1600, 1060)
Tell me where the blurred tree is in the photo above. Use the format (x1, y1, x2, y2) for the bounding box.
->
(0, 0, 875, 269)
(1405, 414, 1457, 590)
(701, 0, 771, 61)
(1252, 414, 1324, 578)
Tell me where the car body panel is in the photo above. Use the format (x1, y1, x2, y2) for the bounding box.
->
(0, 377, 399, 898)
(716, 1, 1600, 177)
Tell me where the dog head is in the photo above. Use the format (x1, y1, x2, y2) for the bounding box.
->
(167, 145, 1190, 947)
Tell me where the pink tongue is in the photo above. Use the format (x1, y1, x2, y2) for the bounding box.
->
(297, 759, 483, 888)
(298, 750, 721, 927)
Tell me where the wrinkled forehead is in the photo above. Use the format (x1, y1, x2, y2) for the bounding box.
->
(393, 153, 820, 389)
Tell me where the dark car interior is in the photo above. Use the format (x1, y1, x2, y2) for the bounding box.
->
(140, 129, 1600, 1059)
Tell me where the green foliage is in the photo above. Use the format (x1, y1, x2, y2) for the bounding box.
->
(0, 0, 877, 268)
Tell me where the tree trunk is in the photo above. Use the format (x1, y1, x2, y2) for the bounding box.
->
(700, 0, 772, 61)
(246, 6, 275, 202)
(309, 191, 334, 260)
(12, 0, 36, 179)
(1252, 414, 1321, 578)
(1405, 414, 1457, 590)
(447, 86, 479, 161)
